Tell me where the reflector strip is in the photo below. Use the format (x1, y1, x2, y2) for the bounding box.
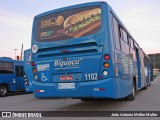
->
(93, 88, 106, 91)
(36, 90, 44, 93)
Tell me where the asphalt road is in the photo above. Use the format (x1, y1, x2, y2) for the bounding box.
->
(0, 79, 160, 120)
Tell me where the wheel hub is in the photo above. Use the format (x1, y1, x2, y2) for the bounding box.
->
(0, 87, 6, 94)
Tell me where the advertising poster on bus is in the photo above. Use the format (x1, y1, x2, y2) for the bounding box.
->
(36, 6, 101, 41)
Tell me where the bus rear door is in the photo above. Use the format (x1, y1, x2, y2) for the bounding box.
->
(15, 65, 24, 90)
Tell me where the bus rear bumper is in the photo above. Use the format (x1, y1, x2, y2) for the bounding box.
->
(32, 78, 116, 99)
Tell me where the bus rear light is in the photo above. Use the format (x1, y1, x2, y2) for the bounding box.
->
(103, 71, 108, 76)
(104, 54, 110, 60)
(114, 69, 118, 76)
(61, 50, 70, 53)
(93, 88, 106, 91)
(32, 68, 37, 73)
(99, 88, 106, 91)
(25, 82, 28, 86)
(31, 62, 35, 67)
(104, 63, 109, 68)
(99, 76, 102, 79)
(116, 73, 118, 76)
(36, 90, 44, 93)
(34, 75, 38, 79)
(12, 79, 16, 83)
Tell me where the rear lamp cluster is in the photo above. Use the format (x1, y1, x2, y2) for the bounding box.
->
(32, 68, 37, 73)
(24, 73, 29, 86)
(32, 61, 37, 74)
(31, 61, 35, 66)
(103, 54, 110, 76)
(104, 63, 109, 68)
(32, 61, 38, 80)
(104, 55, 110, 60)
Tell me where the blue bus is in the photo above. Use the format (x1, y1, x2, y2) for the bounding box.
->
(144, 55, 153, 86)
(0, 57, 25, 97)
(31, 2, 153, 101)
(24, 49, 33, 92)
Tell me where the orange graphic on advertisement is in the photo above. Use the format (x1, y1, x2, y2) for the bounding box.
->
(56, 15, 64, 25)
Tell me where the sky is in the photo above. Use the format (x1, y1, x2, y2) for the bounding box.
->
(0, 0, 160, 59)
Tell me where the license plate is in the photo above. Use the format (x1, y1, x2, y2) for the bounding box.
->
(58, 83, 75, 89)
(60, 76, 73, 80)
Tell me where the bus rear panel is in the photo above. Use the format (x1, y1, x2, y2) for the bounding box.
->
(31, 2, 152, 100)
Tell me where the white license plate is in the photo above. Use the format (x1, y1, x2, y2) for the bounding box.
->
(58, 83, 75, 89)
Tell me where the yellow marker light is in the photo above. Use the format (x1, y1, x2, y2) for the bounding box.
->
(104, 63, 109, 68)
(32, 68, 37, 73)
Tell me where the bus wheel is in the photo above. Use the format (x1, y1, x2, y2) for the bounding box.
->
(80, 98, 94, 102)
(125, 82, 135, 101)
(0, 85, 8, 97)
(142, 85, 147, 90)
(147, 82, 151, 86)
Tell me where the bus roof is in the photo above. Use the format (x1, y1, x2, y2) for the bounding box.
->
(0, 57, 13, 60)
(0, 57, 24, 65)
(34, 1, 105, 19)
(24, 49, 31, 52)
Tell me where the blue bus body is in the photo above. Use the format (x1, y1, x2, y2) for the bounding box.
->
(0, 57, 25, 96)
(31, 2, 153, 100)
(24, 49, 33, 92)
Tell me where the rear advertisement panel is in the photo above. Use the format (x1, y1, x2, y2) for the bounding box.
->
(36, 6, 101, 42)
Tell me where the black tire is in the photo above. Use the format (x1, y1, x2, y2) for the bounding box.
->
(147, 82, 151, 86)
(80, 98, 94, 102)
(142, 85, 147, 90)
(0, 85, 8, 97)
(125, 81, 136, 101)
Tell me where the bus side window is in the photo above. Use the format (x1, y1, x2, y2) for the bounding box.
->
(134, 42, 139, 49)
(0, 62, 13, 74)
(5, 62, 14, 74)
(130, 38, 134, 49)
(112, 16, 121, 50)
(0, 62, 5, 74)
(119, 27, 129, 55)
(119, 27, 123, 39)
(20, 66, 24, 77)
(16, 66, 19, 77)
(129, 38, 136, 61)
(122, 30, 128, 43)
(128, 36, 131, 53)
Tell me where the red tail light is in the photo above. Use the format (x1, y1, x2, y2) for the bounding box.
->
(31, 61, 35, 67)
(99, 88, 106, 91)
(104, 55, 110, 60)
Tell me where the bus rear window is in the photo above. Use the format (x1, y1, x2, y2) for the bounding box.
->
(35, 6, 101, 42)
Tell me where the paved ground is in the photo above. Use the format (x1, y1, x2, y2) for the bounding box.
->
(0, 79, 160, 120)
